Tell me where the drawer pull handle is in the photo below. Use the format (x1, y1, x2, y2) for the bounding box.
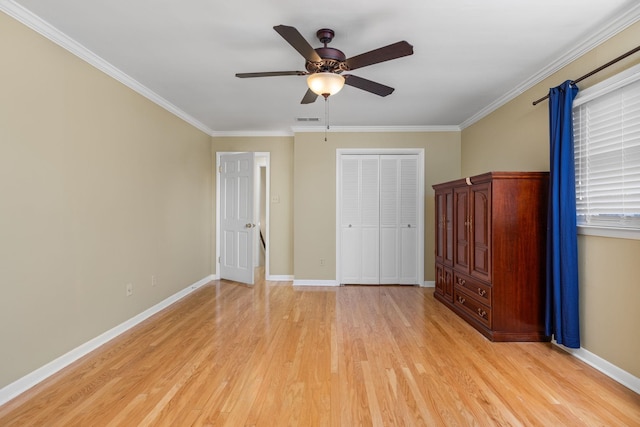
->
(477, 308, 487, 318)
(457, 278, 466, 286)
(457, 296, 466, 304)
(478, 288, 486, 297)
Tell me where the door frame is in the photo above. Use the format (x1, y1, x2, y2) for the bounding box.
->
(216, 151, 271, 280)
(335, 148, 425, 285)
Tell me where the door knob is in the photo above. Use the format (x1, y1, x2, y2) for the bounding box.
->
(245, 223, 255, 228)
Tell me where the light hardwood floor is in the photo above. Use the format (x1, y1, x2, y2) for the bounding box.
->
(1, 269, 639, 426)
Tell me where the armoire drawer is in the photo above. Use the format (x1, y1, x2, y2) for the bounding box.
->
(453, 272, 492, 307)
(453, 289, 492, 328)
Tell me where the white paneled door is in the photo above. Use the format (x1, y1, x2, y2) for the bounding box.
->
(339, 154, 420, 285)
(220, 152, 255, 285)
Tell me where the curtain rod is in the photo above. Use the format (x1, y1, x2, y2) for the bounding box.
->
(532, 45, 640, 106)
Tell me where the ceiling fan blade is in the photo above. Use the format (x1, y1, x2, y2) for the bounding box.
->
(345, 41, 413, 71)
(344, 75, 394, 97)
(301, 88, 319, 104)
(274, 25, 322, 63)
(236, 71, 307, 78)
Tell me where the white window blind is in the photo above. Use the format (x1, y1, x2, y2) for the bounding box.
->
(573, 68, 640, 230)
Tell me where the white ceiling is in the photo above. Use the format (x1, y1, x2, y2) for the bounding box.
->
(3, 0, 640, 135)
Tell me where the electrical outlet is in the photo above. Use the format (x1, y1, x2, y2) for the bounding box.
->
(151, 275, 156, 287)
(126, 283, 133, 296)
(320, 258, 325, 266)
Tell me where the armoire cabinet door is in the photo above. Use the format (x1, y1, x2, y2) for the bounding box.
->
(453, 183, 491, 280)
(470, 183, 491, 281)
(435, 191, 446, 264)
(445, 190, 454, 265)
(454, 186, 470, 272)
(435, 188, 454, 267)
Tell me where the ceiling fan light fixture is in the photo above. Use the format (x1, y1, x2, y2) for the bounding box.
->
(307, 72, 345, 97)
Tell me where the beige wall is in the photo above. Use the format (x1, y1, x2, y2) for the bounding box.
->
(461, 22, 640, 377)
(0, 12, 212, 388)
(212, 137, 294, 276)
(293, 131, 461, 281)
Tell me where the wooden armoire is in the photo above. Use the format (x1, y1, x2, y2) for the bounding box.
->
(433, 172, 550, 342)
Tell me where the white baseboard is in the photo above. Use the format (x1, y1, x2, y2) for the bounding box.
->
(266, 275, 294, 281)
(293, 279, 340, 287)
(0, 274, 214, 406)
(293, 280, 434, 287)
(554, 342, 640, 394)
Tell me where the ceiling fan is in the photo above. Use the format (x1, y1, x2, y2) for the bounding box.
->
(236, 25, 414, 104)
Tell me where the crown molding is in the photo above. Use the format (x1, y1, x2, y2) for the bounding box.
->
(0, 0, 215, 136)
(291, 125, 461, 133)
(211, 126, 460, 137)
(211, 130, 295, 138)
(459, 3, 640, 130)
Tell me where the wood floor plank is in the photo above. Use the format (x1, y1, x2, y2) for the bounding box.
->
(1, 268, 639, 426)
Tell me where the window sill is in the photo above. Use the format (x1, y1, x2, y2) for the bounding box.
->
(577, 225, 640, 241)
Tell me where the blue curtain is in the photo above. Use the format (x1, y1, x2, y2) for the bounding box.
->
(546, 80, 581, 348)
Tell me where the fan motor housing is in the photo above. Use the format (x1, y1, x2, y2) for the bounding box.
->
(306, 47, 347, 73)
(304, 28, 348, 74)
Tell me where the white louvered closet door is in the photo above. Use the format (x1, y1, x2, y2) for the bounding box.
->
(340, 155, 380, 284)
(340, 154, 418, 285)
(380, 156, 418, 284)
(340, 157, 359, 283)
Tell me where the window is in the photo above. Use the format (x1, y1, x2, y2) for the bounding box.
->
(573, 63, 640, 237)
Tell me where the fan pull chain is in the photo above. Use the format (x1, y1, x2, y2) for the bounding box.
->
(324, 96, 329, 142)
